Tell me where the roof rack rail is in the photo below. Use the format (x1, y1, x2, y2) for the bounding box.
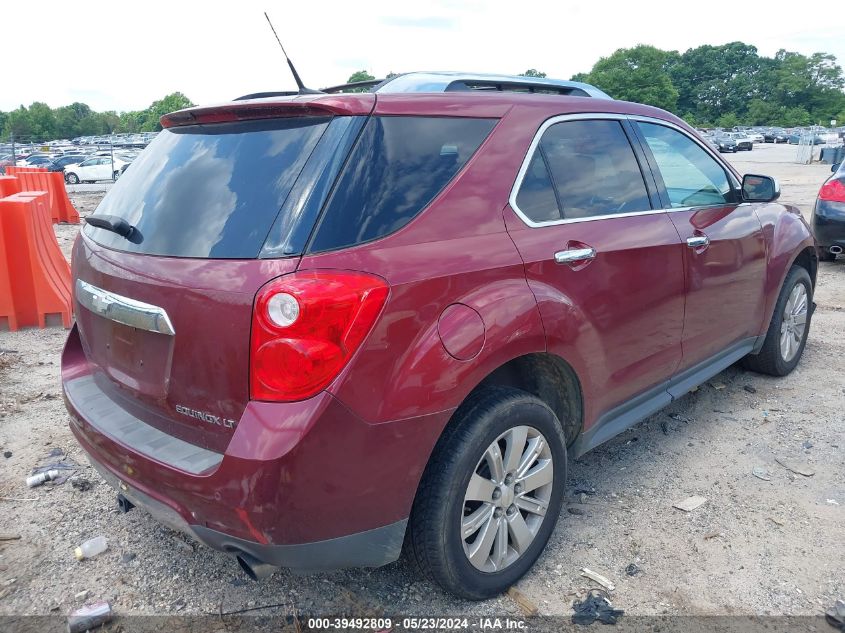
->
(234, 71, 611, 101)
(373, 72, 612, 99)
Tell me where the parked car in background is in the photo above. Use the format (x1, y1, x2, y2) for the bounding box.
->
(765, 129, 789, 143)
(17, 154, 54, 167)
(812, 160, 845, 262)
(711, 134, 738, 152)
(746, 131, 764, 143)
(48, 155, 89, 172)
(725, 132, 753, 151)
(789, 133, 824, 145)
(0, 154, 15, 174)
(64, 156, 130, 183)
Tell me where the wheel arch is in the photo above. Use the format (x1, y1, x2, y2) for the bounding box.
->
(754, 204, 817, 345)
(443, 351, 584, 448)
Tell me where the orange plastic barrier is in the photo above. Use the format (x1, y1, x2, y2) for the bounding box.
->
(47, 171, 81, 223)
(0, 175, 20, 198)
(0, 191, 72, 330)
(8, 171, 80, 224)
(0, 210, 18, 331)
(5, 166, 47, 175)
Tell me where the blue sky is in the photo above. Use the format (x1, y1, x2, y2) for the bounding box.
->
(3, 0, 844, 112)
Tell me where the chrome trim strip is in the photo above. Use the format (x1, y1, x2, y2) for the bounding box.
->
(76, 279, 176, 336)
(508, 112, 741, 229)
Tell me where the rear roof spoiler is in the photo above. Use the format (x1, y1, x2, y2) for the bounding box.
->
(161, 95, 375, 128)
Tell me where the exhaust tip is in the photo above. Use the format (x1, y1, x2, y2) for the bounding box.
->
(830, 245, 843, 255)
(236, 552, 278, 581)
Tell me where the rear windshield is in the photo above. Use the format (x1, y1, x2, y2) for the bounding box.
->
(84, 117, 330, 258)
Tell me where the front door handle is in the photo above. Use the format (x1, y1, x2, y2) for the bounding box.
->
(686, 235, 710, 248)
(554, 247, 596, 264)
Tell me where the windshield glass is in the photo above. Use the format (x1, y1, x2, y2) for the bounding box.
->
(85, 117, 331, 258)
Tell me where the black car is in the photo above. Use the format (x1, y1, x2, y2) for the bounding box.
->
(711, 135, 737, 152)
(812, 161, 845, 261)
(764, 129, 789, 143)
(48, 155, 88, 172)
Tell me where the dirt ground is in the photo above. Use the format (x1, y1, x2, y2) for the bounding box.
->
(0, 143, 842, 622)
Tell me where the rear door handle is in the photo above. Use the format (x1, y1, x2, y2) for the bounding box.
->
(554, 247, 596, 264)
(686, 235, 710, 248)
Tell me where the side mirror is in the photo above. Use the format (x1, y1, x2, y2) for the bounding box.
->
(742, 174, 780, 203)
(833, 162, 842, 173)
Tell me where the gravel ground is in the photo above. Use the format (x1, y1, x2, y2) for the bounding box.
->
(0, 143, 842, 622)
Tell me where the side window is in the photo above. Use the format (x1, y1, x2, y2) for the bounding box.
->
(637, 122, 732, 207)
(515, 151, 560, 223)
(309, 116, 496, 253)
(516, 119, 652, 221)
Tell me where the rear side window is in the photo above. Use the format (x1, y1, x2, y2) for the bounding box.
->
(308, 116, 496, 253)
(85, 117, 331, 258)
(515, 152, 560, 223)
(514, 119, 652, 222)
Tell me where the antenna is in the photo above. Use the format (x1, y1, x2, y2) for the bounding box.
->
(264, 12, 321, 95)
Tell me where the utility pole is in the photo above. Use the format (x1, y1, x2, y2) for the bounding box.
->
(10, 132, 15, 163)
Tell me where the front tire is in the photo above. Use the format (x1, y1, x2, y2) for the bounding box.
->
(65, 172, 79, 184)
(408, 387, 567, 600)
(743, 265, 812, 376)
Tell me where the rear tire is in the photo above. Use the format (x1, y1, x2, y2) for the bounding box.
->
(408, 386, 567, 600)
(743, 266, 812, 376)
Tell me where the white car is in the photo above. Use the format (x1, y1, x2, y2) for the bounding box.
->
(745, 131, 764, 143)
(64, 156, 129, 184)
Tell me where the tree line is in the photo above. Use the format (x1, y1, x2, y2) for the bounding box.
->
(0, 93, 194, 143)
(569, 43, 845, 128)
(349, 43, 845, 128)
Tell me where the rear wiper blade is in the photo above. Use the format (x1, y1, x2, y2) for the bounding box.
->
(85, 214, 139, 242)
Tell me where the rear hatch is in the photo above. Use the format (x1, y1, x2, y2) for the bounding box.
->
(72, 98, 371, 452)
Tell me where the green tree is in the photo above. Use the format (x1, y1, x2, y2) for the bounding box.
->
(3, 107, 33, 140)
(519, 69, 547, 78)
(670, 42, 766, 123)
(578, 45, 679, 111)
(771, 50, 845, 122)
(716, 112, 740, 129)
(342, 70, 376, 93)
(139, 92, 194, 131)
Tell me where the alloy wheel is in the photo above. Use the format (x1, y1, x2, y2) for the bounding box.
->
(779, 283, 808, 362)
(461, 425, 553, 572)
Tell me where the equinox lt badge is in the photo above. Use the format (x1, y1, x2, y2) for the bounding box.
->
(175, 405, 236, 429)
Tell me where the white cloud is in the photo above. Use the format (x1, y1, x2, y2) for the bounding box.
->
(2, 0, 844, 112)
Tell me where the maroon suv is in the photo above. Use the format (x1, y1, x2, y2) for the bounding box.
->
(62, 72, 817, 599)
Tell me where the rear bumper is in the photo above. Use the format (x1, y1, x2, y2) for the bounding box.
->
(811, 201, 845, 248)
(84, 454, 406, 571)
(62, 324, 448, 571)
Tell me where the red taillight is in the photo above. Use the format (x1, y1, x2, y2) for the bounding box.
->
(250, 271, 389, 402)
(819, 179, 845, 203)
